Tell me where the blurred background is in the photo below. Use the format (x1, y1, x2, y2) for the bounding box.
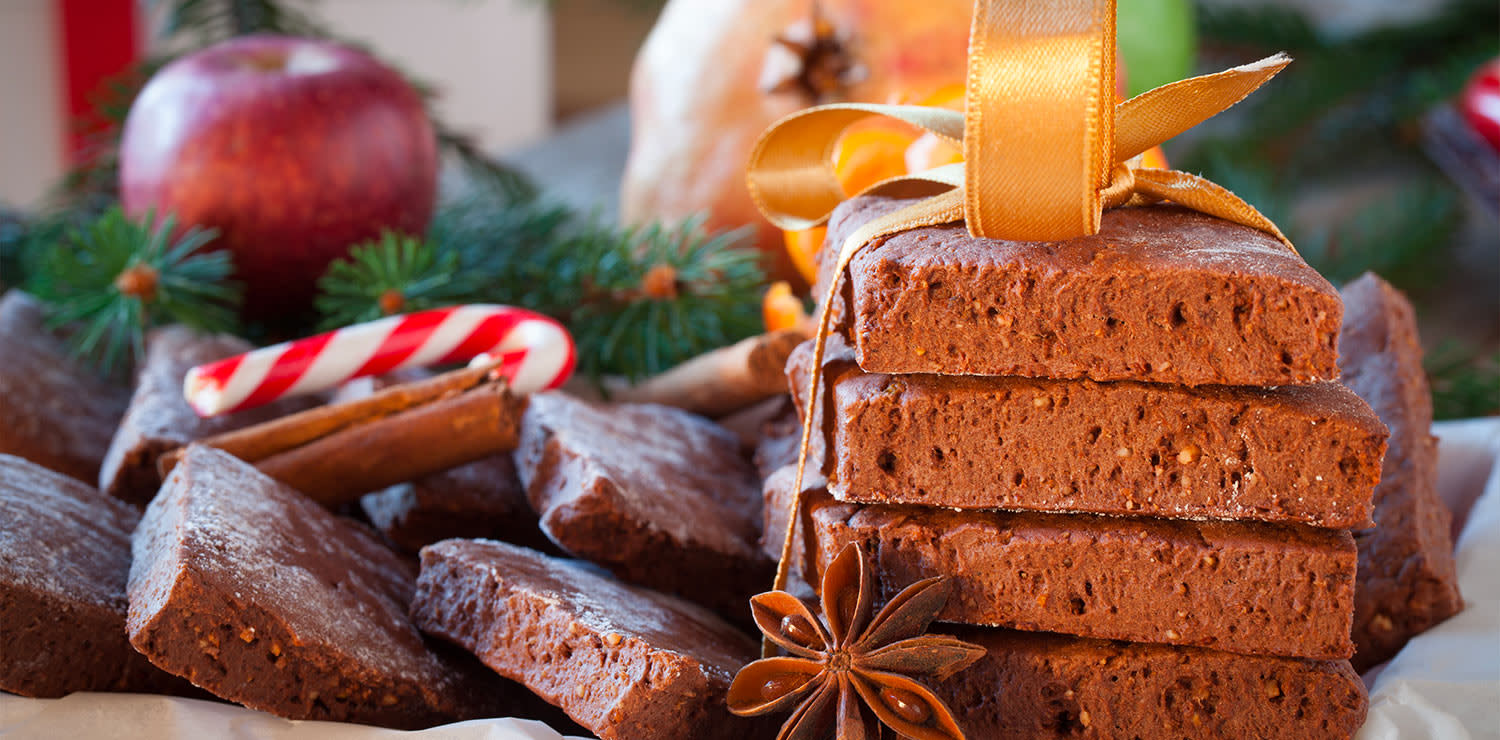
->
(1, 0, 1495, 415)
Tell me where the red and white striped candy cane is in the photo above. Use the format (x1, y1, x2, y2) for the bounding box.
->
(185, 305, 575, 416)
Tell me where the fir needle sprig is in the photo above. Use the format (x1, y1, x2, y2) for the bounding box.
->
(315, 232, 473, 329)
(25, 207, 240, 373)
(520, 217, 765, 382)
(312, 199, 765, 382)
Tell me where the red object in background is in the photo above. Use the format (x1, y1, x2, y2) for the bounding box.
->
(118, 36, 439, 321)
(57, 0, 140, 164)
(1461, 58, 1500, 153)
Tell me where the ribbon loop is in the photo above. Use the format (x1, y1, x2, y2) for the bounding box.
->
(746, 103, 964, 232)
(964, 0, 1115, 240)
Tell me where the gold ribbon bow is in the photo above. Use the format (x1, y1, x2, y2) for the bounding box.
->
(749, 0, 1296, 613)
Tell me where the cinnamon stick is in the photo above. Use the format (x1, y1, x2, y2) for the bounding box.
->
(158, 362, 497, 476)
(597, 328, 808, 417)
(256, 382, 524, 508)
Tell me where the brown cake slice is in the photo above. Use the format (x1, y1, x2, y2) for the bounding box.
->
(775, 469, 1356, 660)
(360, 454, 554, 555)
(126, 445, 525, 729)
(100, 326, 321, 505)
(514, 392, 774, 621)
(817, 196, 1343, 386)
(789, 335, 1385, 528)
(0, 454, 195, 697)
(1339, 273, 1462, 670)
(937, 628, 1367, 739)
(0, 291, 130, 483)
(413, 539, 771, 740)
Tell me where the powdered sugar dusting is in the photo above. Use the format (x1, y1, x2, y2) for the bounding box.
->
(1, 454, 139, 609)
(520, 393, 763, 560)
(430, 539, 756, 674)
(129, 446, 452, 687)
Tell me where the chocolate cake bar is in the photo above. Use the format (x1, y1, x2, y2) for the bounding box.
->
(774, 468, 1357, 660)
(818, 196, 1343, 386)
(127, 446, 522, 729)
(412, 538, 769, 740)
(0, 291, 129, 483)
(937, 627, 1368, 739)
(1339, 274, 1462, 670)
(789, 336, 1385, 528)
(360, 454, 553, 555)
(514, 392, 773, 620)
(0, 454, 192, 697)
(100, 326, 321, 505)
(752, 398, 821, 480)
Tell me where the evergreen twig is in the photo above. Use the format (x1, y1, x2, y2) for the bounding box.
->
(316, 195, 766, 382)
(24, 207, 240, 372)
(315, 232, 471, 329)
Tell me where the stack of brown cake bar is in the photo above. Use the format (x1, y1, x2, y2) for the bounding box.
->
(772, 195, 1391, 738)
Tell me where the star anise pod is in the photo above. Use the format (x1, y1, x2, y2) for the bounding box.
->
(758, 3, 868, 102)
(728, 543, 985, 740)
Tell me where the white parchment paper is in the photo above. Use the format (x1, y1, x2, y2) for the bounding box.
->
(3, 419, 1497, 739)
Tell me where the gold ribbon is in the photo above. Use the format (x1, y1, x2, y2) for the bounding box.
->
(748, 0, 1297, 624)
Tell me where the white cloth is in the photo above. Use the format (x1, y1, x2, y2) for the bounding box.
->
(3, 420, 1497, 740)
(1358, 418, 1500, 740)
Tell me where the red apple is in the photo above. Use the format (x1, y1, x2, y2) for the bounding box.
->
(119, 35, 438, 320)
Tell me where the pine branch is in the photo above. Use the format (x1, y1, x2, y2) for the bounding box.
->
(24, 207, 241, 373)
(547, 218, 764, 382)
(315, 232, 473, 329)
(316, 190, 766, 382)
(428, 185, 570, 279)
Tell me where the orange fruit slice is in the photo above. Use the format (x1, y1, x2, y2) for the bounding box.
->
(833, 121, 919, 195)
(763, 280, 811, 333)
(781, 226, 826, 287)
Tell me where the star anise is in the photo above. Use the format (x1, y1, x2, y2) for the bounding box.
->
(759, 4, 868, 102)
(728, 543, 985, 740)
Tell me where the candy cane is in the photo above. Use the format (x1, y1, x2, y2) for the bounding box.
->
(184, 305, 575, 417)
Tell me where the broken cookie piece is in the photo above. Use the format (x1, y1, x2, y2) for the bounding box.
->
(0, 454, 193, 697)
(361, 454, 553, 555)
(126, 445, 526, 729)
(514, 392, 773, 621)
(1339, 273, 1463, 670)
(0, 292, 129, 483)
(100, 326, 321, 504)
(412, 538, 770, 740)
